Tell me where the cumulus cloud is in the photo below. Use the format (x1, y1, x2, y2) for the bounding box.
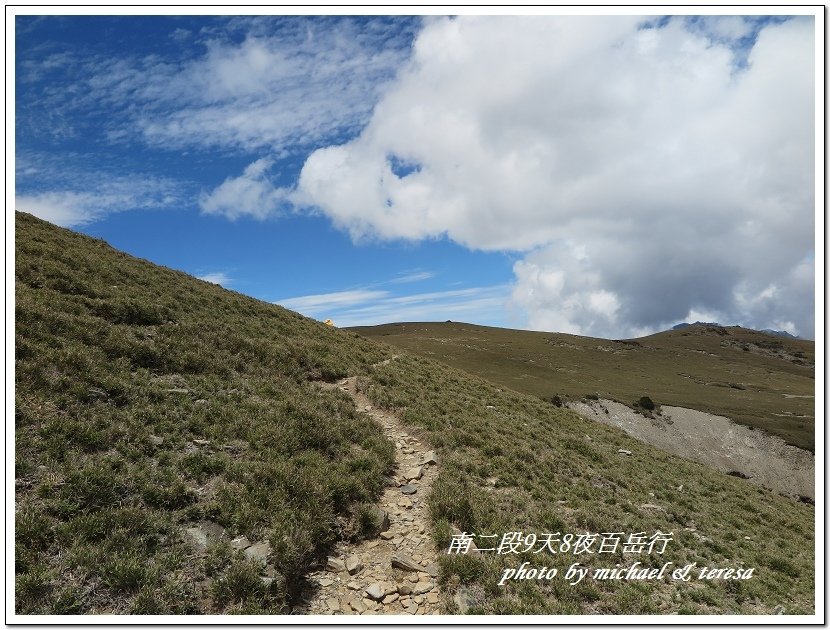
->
(296, 15, 815, 338)
(199, 158, 291, 220)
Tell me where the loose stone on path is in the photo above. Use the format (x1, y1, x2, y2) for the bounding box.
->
(345, 555, 363, 575)
(391, 554, 423, 572)
(404, 466, 423, 481)
(304, 364, 443, 615)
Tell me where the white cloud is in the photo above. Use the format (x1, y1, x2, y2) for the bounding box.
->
(199, 158, 290, 220)
(295, 15, 815, 338)
(276, 284, 510, 328)
(16, 176, 183, 227)
(687, 16, 756, 42)
(169, 27, 191, 42)
(278, 289, 391, 312)
(197, 272, 232, 287)
(67, 19, 416, 154)
(16, 192, 104, 227)
(390, 270, 434, 284)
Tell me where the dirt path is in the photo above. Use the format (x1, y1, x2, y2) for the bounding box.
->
(299, 368, 443, 615)
(570, 399, 814, 500)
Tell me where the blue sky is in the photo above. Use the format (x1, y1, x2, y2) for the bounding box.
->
(14, 13, 817, 338)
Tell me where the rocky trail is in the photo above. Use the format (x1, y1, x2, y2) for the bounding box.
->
(299, 366, 444, 615)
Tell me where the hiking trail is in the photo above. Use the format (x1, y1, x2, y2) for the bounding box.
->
(300, 358, 443, 615)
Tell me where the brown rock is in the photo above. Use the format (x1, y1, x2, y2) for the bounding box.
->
(327, 556, 347, 572)
(391, 554, 422, 572)
(398, 583, 413, 595)
(422, 450, 439, 465)
(382, 593, 399, 605)
(351, 598, 367, 613)
(412, 581, 434, 595)
(404, 466, 423, 481)
(424, 563, 440, 578)
(345, 554, 363, 575)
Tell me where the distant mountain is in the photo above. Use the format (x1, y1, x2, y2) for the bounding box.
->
(672, 321, 799, 339)
(759, 328, 799, 339)
(354, 320, 815, 451)
(671, 321, 723, 330)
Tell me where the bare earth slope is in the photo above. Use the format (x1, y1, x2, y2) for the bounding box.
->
(569, 399, 814, 500)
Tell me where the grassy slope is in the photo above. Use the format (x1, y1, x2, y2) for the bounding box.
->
(15, 213, 396, 613)
(350, 322, 815, 451)
(16, 214, 814, 615)
(358, 354, 814, 614)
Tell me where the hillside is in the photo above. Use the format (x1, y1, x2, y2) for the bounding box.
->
(15, 213, 815, 615)
(350, 322, 815, 451)
(15, 212, 395, 614)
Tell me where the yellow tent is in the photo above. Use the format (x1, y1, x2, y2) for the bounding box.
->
(324, 319, 335, 327)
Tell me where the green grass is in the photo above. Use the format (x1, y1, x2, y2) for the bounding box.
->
(15, 212, 814, 615)
(355, 354, 814, 614)
(15, 212, 395, 614)
(350, 322, 815, 451)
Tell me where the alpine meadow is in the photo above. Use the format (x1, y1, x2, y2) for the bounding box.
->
(14, 213, 814, 615)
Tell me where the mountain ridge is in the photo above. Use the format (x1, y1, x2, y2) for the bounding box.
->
(671, 321, 800, 340)
(350, 320, 814, 451)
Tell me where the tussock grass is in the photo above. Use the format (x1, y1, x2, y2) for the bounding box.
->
(15, 212, 394, 614)
(357, 354, 814, 614)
